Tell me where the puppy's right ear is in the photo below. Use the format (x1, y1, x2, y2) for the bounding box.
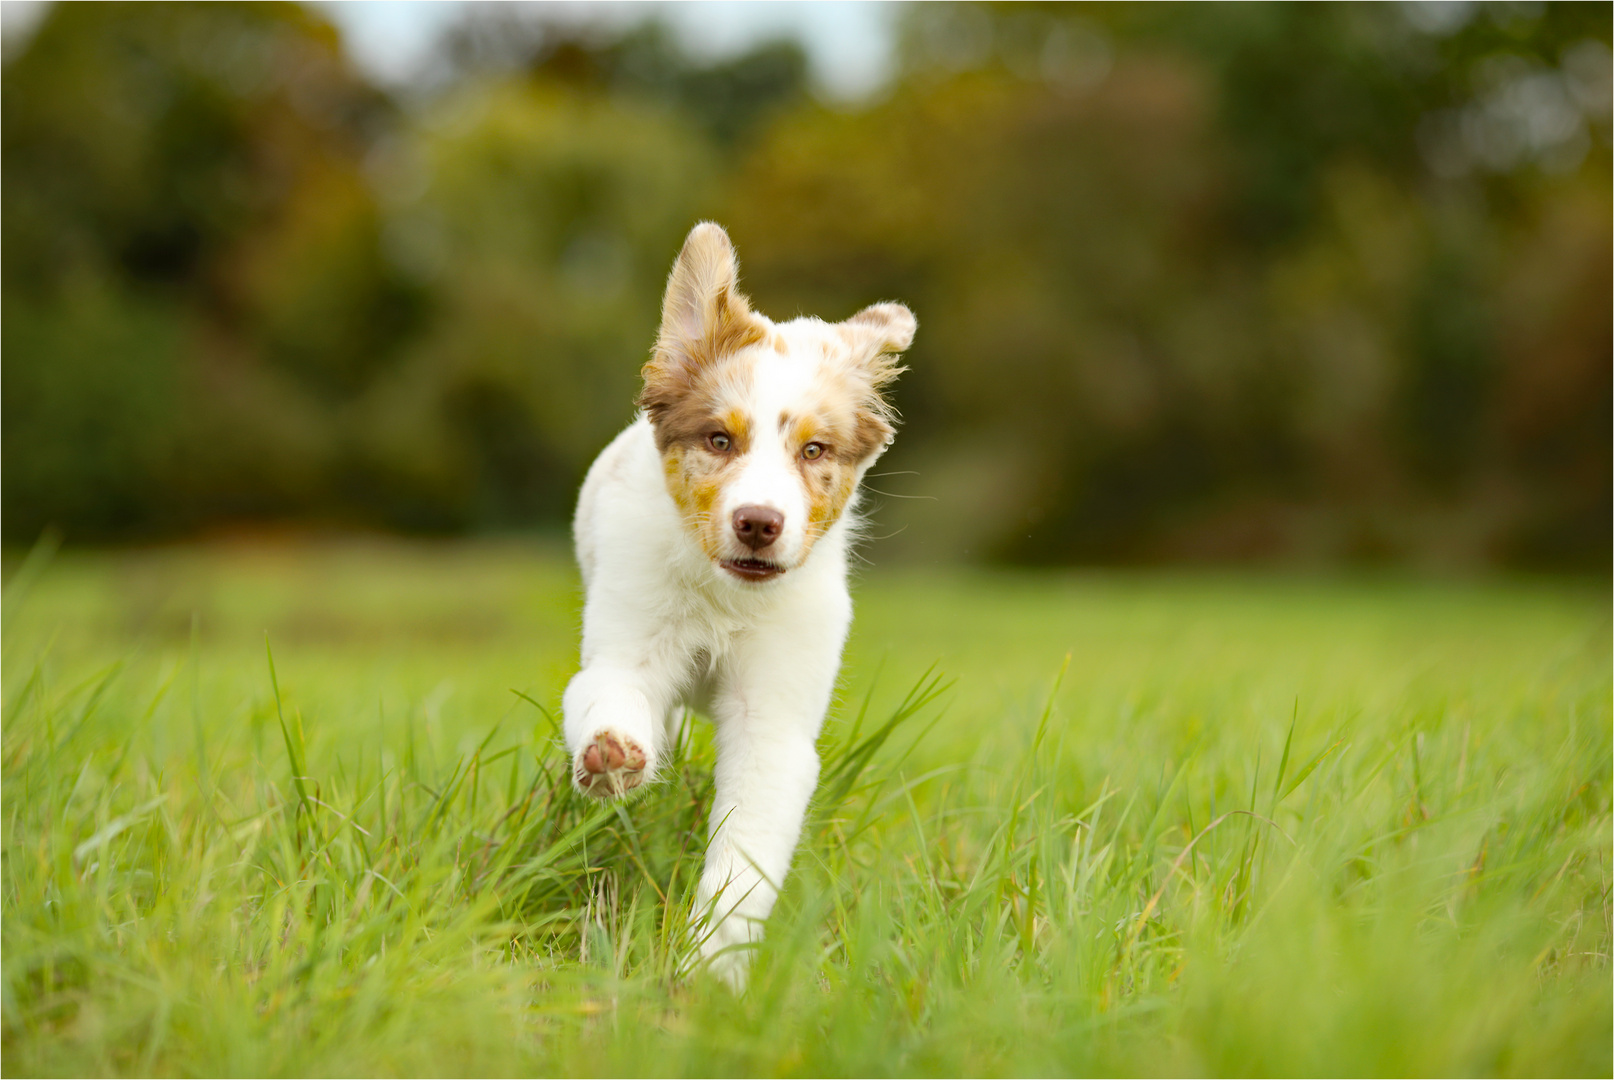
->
(640, 223, 766, 424)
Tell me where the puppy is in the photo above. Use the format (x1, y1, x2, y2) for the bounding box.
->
(562, 222, 915, 987)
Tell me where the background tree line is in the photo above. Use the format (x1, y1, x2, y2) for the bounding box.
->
(3, 2, 1609, 568)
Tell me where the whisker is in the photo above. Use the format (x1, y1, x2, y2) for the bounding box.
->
(860, 486, 936, 500)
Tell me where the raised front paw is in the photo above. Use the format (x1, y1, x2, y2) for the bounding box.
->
(572, 729, 647, 798)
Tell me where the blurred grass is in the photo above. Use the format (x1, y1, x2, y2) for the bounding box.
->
(2, 538, 1609, 1076)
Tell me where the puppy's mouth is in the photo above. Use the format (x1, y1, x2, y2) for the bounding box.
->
(720, 557, 785, 582)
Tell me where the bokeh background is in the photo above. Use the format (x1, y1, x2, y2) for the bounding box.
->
(3, 0, 1609, 570)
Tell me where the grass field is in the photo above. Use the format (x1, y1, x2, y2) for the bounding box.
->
(2, 538, 1609, 1077)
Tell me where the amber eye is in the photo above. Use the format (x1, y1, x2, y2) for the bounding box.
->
(708, 433, 731, 452)
(802, 442, 826, 461)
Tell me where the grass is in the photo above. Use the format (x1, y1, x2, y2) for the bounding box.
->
(2, 537, 1609, 1077)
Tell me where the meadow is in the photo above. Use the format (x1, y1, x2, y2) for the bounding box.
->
(2, 538, 1609, 1077)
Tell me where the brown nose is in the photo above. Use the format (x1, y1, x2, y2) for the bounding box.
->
(732, 505, 783, 550)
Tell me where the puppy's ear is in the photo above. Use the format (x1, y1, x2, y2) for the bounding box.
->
(841, 302, 916, 460)
(847, 302, 916, 356)
(640, 223, 766, 426)
(844, 302, 916, 386)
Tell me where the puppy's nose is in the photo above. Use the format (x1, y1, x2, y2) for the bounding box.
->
(732, 505, 783, 550)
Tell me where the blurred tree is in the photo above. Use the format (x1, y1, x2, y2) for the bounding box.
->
(350, 78, 719, 528)
(727, 1, 1610, 568)
(2, 282, 189, 538)
(2, 1, 1606, 570)
(2, 1, 405, 538)
(0, 4, 734, 538)
(434, 15, 810, 150)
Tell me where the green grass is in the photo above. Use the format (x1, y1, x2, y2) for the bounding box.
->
(3, 538, 1609, 1077)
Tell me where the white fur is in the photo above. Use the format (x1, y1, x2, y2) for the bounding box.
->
(562, 223, 911, 990)
(566, 412, 855, 986)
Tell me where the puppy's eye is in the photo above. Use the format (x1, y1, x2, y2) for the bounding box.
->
(802, 442, 826, 461)
(708, 433, 731, 452)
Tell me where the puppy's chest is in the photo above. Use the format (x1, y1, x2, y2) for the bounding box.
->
(661, 587, 760, 661)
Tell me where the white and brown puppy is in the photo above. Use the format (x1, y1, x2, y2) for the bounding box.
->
(563, 222, 914, 987)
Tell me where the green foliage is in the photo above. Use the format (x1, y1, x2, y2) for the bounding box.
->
(2, 283, 190, 538)
(3, 543, 1608, 1075)
(351, 80, 718, 528)
(0, 2, 381, 296)
(437, 18, 811, 150)
(1, 3, 1609, 566)
(0, 1, 412, 538)
(737, 2, 1612, 566)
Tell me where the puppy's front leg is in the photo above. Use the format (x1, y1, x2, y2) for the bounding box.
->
(691, 604, 847, 988)
(563, 662, 675, 798)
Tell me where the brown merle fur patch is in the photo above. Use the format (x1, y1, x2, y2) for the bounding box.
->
(638, 223, 767, 452)
(643, 355, 757, 455)
(657, 380, 758, 561)
(779, 402, 864, 547)
(661, 441, 745, 562)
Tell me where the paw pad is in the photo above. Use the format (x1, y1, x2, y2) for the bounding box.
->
(574, 730, 647, 798)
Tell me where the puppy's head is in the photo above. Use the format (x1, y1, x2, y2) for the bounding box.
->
(640, 222, 915, 585)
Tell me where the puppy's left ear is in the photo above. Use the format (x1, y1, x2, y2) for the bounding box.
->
(841, 302, 916, 460)
(845, 303, 917, 380)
